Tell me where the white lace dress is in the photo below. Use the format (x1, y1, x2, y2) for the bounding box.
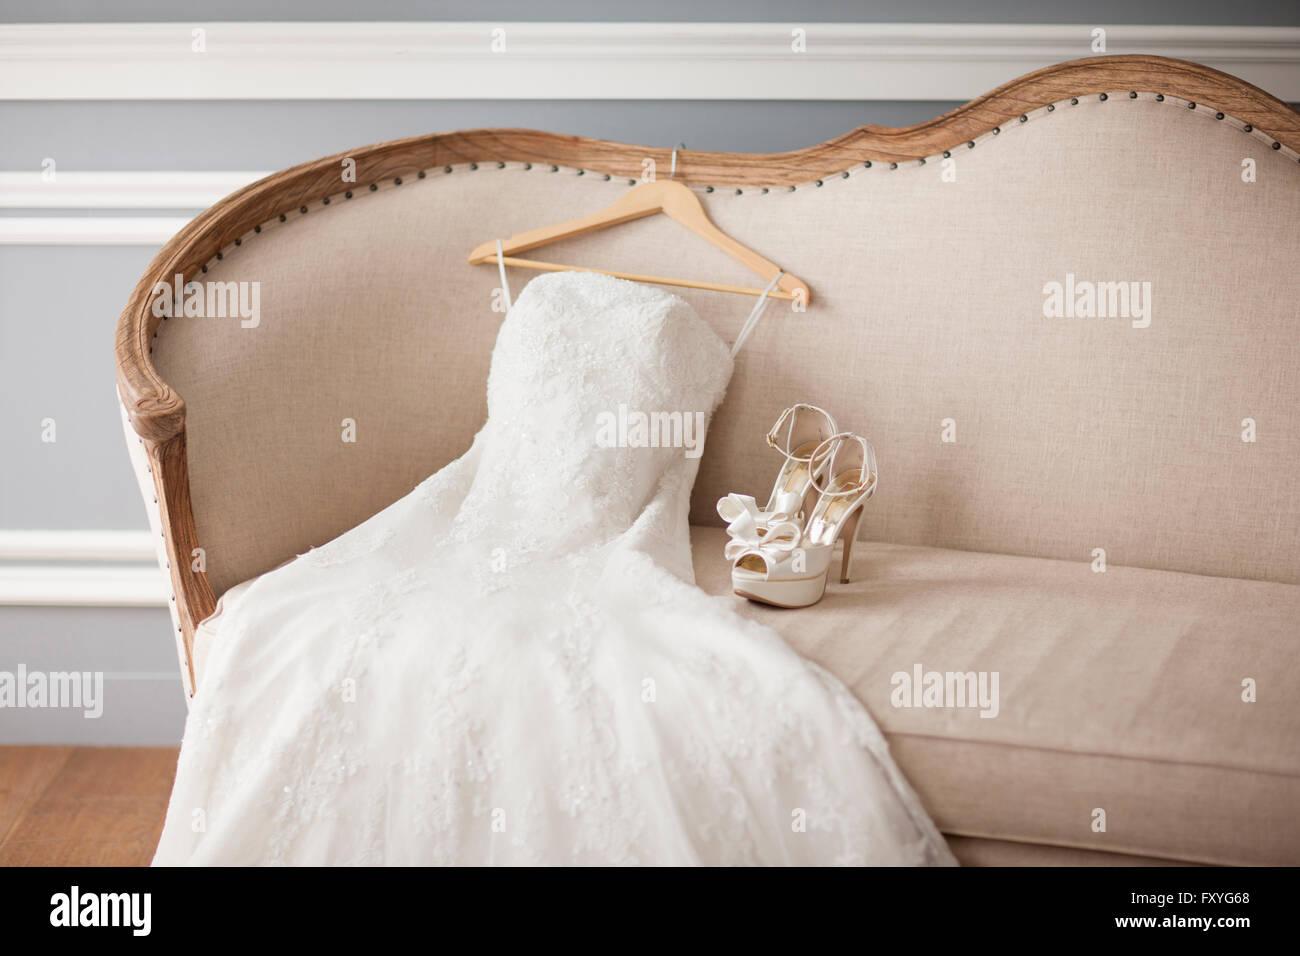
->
(153, 272, 955, 866)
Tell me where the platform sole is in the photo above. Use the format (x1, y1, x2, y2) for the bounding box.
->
(731, 571, 828, 609)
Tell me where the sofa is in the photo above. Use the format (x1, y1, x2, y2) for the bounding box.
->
(115, 54, 1300, 865)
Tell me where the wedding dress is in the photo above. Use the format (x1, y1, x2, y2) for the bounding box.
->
(154, 271, 955, 866)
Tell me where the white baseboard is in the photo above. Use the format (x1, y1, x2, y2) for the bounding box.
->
(0, 530, 168, 607)
(1, 22, 1297, 101)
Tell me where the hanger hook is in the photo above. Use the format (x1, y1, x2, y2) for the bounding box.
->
(670, 142, 686, 181)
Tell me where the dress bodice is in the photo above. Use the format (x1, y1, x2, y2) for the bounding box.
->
(456, 272, 733, 555)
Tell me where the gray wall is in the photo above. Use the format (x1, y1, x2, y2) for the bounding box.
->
(0, 608, 188, 745)
(2, 1, 1296, 745)
(1, 100, 962, 174)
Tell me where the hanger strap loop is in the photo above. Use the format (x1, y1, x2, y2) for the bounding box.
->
(495, 239, 512, 314)
(730, 271, 783, 358)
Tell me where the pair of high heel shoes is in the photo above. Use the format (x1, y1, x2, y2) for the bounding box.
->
(717, 404, 878, 608)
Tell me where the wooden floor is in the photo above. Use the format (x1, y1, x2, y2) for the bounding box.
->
(0, 746, 177, 866)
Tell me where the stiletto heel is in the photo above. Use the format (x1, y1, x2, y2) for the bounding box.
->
(718, 404, 837, 556)
(840, 506, 862, 584)
(730, 433, 878, 608)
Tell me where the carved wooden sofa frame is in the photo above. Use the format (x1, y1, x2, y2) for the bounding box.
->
(114, 57, 1300, 868)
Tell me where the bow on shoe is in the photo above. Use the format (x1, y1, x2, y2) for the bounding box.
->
(716, 490, 803, 527)
(718, 491, 803, 561)
(728, 519, 803, 575)
(717, 493, 760, 526)
(721, 507, 764, 562)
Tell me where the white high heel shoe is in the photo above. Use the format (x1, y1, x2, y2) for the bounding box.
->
(730, 432, 878, 608)
(717, 403, 837, 557)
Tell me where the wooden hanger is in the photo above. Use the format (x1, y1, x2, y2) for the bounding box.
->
(468, 178, 811, 304)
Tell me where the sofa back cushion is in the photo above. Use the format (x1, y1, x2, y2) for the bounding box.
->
(152, 94, 1300, 597)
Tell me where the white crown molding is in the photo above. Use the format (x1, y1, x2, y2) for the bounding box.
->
(0, 171, 267, 209)
(0, 216, 190, 244)
(1, 22, 1297, 101)
(0, 530, 167, 607)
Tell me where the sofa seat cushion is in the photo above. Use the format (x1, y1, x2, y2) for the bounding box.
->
(690, 526, 1300, 865)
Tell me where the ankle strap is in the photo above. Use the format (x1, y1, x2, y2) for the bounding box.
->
(765, 403, 837, 462)
(807, 432, 878, 497)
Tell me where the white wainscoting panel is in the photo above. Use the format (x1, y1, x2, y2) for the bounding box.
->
(0, 217, 191, 245)
(0, 171, 266, 209)
(0, 531, 168, 607)
(0, 171, 266, 244)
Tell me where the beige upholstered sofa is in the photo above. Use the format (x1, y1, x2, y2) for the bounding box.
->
(116, 55, 1300, 866)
